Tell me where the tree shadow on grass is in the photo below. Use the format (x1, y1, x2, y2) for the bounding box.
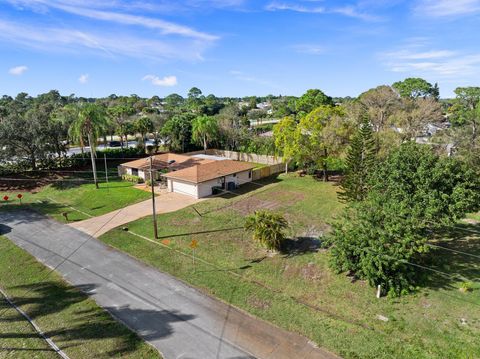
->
(0, 206, 66, 225)
(0, 281, 195, 357)
(280, 236, 322, 258)
(417, 222, 480, 292)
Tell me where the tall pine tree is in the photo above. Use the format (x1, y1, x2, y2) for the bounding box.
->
(340, 113, 376, 202)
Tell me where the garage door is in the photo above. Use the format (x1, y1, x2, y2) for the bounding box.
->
(170, 180, 197, 198)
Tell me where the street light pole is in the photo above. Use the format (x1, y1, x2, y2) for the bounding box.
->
(149, 155, 158, 239)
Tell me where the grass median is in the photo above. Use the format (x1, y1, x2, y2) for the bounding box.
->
(0, 179, 151, 222)
(0, 235, 161, 358)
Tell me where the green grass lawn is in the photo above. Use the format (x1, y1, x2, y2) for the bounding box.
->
(0, 236, 161, 358)
(0, 179, 151, 222)
(99, 174, 480, 359)
(0, 299, 58, 359)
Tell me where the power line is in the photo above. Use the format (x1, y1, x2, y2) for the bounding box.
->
(426, 242, 480, 260)
(0, 203, 130, 319)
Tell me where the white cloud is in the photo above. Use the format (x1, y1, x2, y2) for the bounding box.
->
(380, 43, 480, 78)
(415, 0, 480, 17)
(265, 1, 383, 21)
(265, 2, 324, 13)
(8, 65, 28, 75)
(142, 74, 177, 87)
(6, 0, 218, 41)
(292, 44, 325, 55)
(0, 19, 211, 61)
(78, 73, 89, 83)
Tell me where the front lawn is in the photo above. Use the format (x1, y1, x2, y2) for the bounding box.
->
(99, 174, 480, 358)
(0, 236, 161, 358)
(0, 179, 151, 222)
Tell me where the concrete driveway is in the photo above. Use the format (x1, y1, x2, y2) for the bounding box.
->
(0, 209, 338, 359)
(68, 192, 202, 237)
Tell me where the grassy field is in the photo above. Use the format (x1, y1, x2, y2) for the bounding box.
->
(0, 179, 151, 222)
(0, 235, 161, 359)
(99, 174, 480, 359)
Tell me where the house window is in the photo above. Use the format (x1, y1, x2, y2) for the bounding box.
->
(233, 173, 237, 177)
(248, 170, 252, 179)
(132, 168, 138, 176)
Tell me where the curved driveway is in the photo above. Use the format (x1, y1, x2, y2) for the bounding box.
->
(68, 192, 202, 237)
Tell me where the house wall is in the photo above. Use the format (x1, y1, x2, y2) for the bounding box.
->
(118, 165, 130, 176)
(197, 178, 223, 198)
(236, 170, 252, 186)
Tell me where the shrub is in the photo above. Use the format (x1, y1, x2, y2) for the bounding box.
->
(460, 282, 474, 293)
(244, 210, 288, 251)
(121, 174, 143, 184)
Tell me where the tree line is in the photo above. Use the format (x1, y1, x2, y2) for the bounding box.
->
(1, 78, 479, 176)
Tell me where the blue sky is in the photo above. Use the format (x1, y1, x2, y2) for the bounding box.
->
(1, 0, 480, 98)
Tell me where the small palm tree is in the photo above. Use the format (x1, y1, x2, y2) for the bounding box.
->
(192, 115, 218, 153)
(244, 210, 288, 251)
(69, 103, 108, 189)
(134, 116, 154, 149)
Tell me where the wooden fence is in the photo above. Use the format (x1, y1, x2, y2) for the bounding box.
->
(185, 149, 285, 180)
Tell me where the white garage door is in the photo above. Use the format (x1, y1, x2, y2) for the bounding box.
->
(170, 180, 198, 198)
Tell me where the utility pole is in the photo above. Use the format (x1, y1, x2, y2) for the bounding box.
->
(149, 156, 158, 239)
(104, 153, 109, 187)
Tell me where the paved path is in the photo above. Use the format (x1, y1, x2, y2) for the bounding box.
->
(68, 192, 202, 237)
(0, 210, 339, 359)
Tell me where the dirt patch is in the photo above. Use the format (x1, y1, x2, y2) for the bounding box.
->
(232, 190, 305, 215)
(462, 218, 479, 225)
(0, 173, 61, 192)
(232, 197, 281, 215)
(283, 262, 324, 281)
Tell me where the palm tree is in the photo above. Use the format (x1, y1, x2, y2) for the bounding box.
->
(244, 210, 288, 251)
(69, 103, 108, 189)
(134, 116, 154, 149)
(192, 115, 218, 153)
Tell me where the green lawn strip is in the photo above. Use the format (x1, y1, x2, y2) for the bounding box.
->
(0, 179, 151, 222)
(0, 236, 161, 359)
(99, 174, 480, 358)
(0, 299, 58, 359)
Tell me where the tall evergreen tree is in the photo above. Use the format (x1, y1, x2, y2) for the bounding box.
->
(340, 114, 376, 202)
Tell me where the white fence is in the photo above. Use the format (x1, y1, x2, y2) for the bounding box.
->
(185, 149, 285, 180)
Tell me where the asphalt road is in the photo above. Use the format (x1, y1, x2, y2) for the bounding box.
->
(0, 209, 338, 359)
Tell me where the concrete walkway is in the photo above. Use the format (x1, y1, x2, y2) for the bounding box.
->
(68, 192, 202, 237)
(0, 209, 339, 359)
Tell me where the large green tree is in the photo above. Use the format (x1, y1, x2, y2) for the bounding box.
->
(69, 103, 108, 188)
(108, 104, 136, 148)
(273, 115, 299, 172)
(340, 114, 376, 202)
(0, 92, 69, 169)
(327, 142, 480, 295)
(297, 105, 352, 180)
(134, 116, 154, 148)
(392, 78, 439, 99)
(191, 115, 218, 153)
(296, 89, 333, 117)
(160, 114, 193, 152)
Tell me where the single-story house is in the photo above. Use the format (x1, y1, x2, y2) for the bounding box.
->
(162, 159, 255, 198)
(118, 153, 211, 181)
